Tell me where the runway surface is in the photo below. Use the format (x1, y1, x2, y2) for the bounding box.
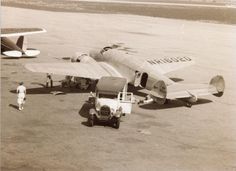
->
(2, 0, 236, 24)
(1, 6, 236, 171)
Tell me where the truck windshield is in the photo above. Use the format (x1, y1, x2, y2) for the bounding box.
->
(98, 93, 117, 99)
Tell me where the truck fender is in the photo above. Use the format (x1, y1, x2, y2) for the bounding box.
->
(89, 108, 97, 115)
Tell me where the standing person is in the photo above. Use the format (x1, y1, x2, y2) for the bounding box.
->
(16, 82, 26, 111)
(46, 73, 53, 88)
(65, 75, 72, 88)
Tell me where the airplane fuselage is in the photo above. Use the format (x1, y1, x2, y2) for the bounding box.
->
(91, 49, 174, 90)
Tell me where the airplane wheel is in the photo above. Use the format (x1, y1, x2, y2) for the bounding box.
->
(88, 115, 95, 127)
(164, 99, 170, 104)
(186, 102, 192, 108)
(61, 82, 65, 88)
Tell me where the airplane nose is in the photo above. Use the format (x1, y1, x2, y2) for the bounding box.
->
(89, 50, 102, 59)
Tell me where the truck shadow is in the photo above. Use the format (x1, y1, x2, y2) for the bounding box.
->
(81, 121, 113, 128)
(79, 101, 92, 119)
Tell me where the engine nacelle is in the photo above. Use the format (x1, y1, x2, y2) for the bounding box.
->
(71, 53, 94, 63)
(150, 80, 167, 105)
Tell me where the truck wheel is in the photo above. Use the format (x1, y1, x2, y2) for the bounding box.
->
(113, 118, 120, 129)
(88, 115, 95, 127)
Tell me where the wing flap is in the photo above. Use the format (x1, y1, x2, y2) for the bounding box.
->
(25, 62, 111, 79)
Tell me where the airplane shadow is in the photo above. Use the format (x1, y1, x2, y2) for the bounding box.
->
(31, 82, 46, 88)
(81, 120, 114, 128)
(9, 104, 19, 110)
(139, 98, 212, 110)
(10, 85, 94, 95)
(1, 56, 37, 59)
(1, 57, 20, 60)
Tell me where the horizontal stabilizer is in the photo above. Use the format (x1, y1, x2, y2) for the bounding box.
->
(25, 49, 40, 57)
(2, 50, 22, 57)
(166, 75, 225, 99)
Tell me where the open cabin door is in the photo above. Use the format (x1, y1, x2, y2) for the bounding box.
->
(134, 71, 148, 88)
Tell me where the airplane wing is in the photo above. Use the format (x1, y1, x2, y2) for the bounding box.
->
(1, 28, 46, 37)
(25, 62, 115, 79)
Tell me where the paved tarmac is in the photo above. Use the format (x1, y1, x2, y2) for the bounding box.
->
(1, 6, 236, 171)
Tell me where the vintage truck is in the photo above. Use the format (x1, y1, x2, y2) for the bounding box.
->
(88, 76, 134, 129)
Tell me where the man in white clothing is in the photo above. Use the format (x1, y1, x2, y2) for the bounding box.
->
(16, 82, 26, 111)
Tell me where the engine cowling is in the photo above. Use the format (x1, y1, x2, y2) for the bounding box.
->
(71, 53, 94, 63)
(150, 80, 167, 105)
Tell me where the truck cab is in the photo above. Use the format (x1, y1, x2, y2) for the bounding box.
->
(88, 76, 134, 129)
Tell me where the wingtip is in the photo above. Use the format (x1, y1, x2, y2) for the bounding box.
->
(41, 28, 47, 33)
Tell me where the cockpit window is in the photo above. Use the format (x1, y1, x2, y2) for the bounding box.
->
(100, 46, 112, 54)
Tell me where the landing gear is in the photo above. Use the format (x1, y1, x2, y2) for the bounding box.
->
(186, 102, 192, 108)
(164, 99, 170, 104)
(137, 95, 154, 106)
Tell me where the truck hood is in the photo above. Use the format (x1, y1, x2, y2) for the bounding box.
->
(96, 98, 118, 111)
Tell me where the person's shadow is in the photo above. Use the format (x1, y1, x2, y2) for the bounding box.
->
(9, 104, 19, 110)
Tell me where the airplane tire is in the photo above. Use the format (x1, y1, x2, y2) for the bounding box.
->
(186, 102, 192, 108)
(164, 99, 170, 104)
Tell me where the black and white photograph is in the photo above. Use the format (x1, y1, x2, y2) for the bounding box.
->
(1, 0, 236, 170)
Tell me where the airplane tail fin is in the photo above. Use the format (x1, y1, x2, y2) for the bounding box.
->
(16, 36, 27, 51)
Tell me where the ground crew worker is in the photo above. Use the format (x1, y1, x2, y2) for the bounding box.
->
(46, 73, 53, 88)
(16, 82, 26, 111)
(65, 75, 72, 87)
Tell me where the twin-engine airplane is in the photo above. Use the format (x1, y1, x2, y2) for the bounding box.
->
(1, 28, 46, 58)
(25, 45, 225, 107)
